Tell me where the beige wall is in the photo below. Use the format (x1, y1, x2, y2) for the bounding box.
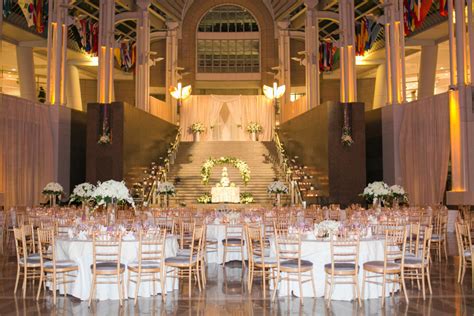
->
(290, 39, 305, 86)
(180, 0, 277, 89)
(80, 79, 135, 109)
(320, 78, 375, 109)
(150, 39, 166, 88)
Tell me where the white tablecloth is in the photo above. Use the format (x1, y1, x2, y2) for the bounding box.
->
(211, 187, 240, 203)
(206, 224, 248, 264)
(53, 236, 179, 301)
(271, 237, 395, 300)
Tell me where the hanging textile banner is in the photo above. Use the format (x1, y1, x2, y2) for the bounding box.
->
(439, 0, 448, 16)
(319, 41, 338, 72)
(71, 17, 99, 56)
(16, 0, 47, 33)
(355, 16, 382, 56)
(114, 40, 136, 72)
(403, 0, 433, 35)
(18, 0, 35, 27)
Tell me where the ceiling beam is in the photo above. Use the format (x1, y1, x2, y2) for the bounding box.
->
(150, 0, 181, 21)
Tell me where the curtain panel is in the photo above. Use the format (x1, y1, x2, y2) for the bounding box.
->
(399, 93, 450, 205)
(0, 94, 56, 208)
(180, 95, 275, 141)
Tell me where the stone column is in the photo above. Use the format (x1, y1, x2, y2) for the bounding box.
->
(65, 64, 83, 111)
(339, 0, 357, 102)
(135, 0, 151, 112)
(418, 45, 438, 98)
(166, 21, 179, 123)
(277, 21, 291, 109)
(372, 64, 387, 109)
(304, 0, 320, 109)
(97, 0, 115, 104)
(46, 0, 68, 105)
(16, 46, 36, 101)
(383, 0, 406, 105)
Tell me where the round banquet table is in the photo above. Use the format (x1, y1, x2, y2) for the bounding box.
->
(205, 224, 249, 264)
(271, 236, 397, 300)
(53, 235, 179, 301)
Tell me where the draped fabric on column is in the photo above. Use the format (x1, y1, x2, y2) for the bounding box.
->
(180, 95, 274, 141)
(399, 93, 450, 205)
(0, 94, 56, 208)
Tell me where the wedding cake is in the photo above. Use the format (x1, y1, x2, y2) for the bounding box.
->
(220, 167, 231, 187)
(211, 167, 240, 203)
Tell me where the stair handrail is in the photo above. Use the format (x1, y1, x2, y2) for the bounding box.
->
(144, 129, 181, 205)
(273, 131, 304, 206)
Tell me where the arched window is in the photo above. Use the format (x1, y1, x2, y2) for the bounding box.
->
(197, 5, 260, 73)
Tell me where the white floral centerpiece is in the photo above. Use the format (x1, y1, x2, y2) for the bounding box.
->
(246, 122, 262, 141)
(361, 181, 390, 204)
(314, 220, 340, 238)
(190, 122, 205, 141)
(157, 182, 175, 196)
(267, 181, 289, 194)
(91, 180, 135, 207)
(42, 182, 64, 196)
(389, 184, 409, 205)
(70, 182, 96, 203)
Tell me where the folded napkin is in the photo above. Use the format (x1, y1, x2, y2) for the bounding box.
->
(123, 232, 136, 241)
(78, 231, 88, 240)
(67, 229, 75, 240)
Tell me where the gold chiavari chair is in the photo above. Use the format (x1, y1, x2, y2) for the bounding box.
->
(272, 232, 316, 303)
(36, 228, 78, 304)
(165, 224, 205, 297)
(127, 229, 167, 305)
(13, 227, 41, 297)
(362, 226, 409, 306)
(431, 212, 448, 261)
(455, 221, 473, 285)
(402, 226, 433, 300)
(222, 224, 246, 267)
(274, 218, 291, 236)
(89, 231, 125, 306)
(324, 236, 361, 305)
(245, 224, 277, 298)
(406, 222, 421, 258)
(155, 217, 175, 235)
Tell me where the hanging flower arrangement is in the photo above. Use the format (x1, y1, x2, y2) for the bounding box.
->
(355, 17, 382, 56)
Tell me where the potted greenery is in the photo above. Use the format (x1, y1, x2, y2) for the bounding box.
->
(246, 122, 262, 141)
(190, 122, 205, 142)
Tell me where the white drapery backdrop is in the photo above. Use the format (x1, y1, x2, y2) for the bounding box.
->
(0, 94, 56, 208)
(180, 95, 275, 141)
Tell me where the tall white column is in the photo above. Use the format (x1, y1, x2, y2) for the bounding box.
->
(373, 64, 387, 108)
(383, 0, 406, 105)
(16, 46, 36, 101)
(135, 0, 151, 112)
(46, 0, 68, 105)
(66, 64, 83, 111)
(418, 45, 438, 98)
(277, 21, 291, 108)
(97, 0, 115, 104)
(166, 21, 179, 123)
(339, 0, 357, 103)
(304, 0, 320, 109)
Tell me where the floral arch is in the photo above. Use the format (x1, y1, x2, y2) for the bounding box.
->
(201, 157, 250, 185)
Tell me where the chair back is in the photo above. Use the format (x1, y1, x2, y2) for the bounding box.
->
(418, 226, 433, 265)
(224, 224, 244, 246)
(275, 233, 303, 267)
(187, 224, 205, 260)
(406, 222, 421, 256)
(155, 217, 175, 235)
(91, 231, 123, 272)
(37, 228, 55, 268)
(329, 237, 360, 274)
(13, 227, 28, 264)
(22, 224, 36, 253)
(137, 229, 166, 266)
(384, 226, 407, 267)
(179, 220, 195, 249)
(455, 222, 472, 261)
(274, 219, 290, 236)
(246, 224, 266, 264)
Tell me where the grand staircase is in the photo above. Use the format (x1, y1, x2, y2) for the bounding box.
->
(167, 141, 285, 206)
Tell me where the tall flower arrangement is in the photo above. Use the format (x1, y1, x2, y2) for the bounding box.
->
(42, 182, 64, 196)
(267, 181, 289, 194)
(69, 182, 96, 203)
(361, 181, 390, 203)
(91, 180, 134, 207)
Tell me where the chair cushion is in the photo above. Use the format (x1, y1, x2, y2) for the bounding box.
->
(177, 248, 192, 257)
(19, 254, 41, 265)
(128, 260, 161, 269)
(324, 263, 357, 272)
(222, 238, 243, 245)
(206, 238, 218, 243)
(363, 261, 400, 272)
(165, 256, 197, 265)
(280, 259, 313, 269)
(403, 257, 424, 265)
(90, 262, 125, 271)
(44, 260, 78, 269)
(431, 234, 444, 241)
